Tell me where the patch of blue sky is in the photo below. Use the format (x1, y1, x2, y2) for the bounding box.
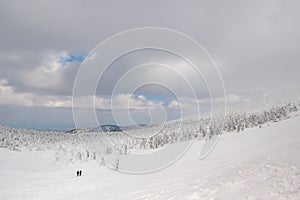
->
(59, 52, 87, 65)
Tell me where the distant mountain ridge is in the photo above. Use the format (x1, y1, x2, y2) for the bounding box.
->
(65, 125, 122, 133)
(65, 123, 157, 133)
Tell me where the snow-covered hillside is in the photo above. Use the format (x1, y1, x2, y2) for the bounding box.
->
(1, 102, 299, 164)
(0, 106, 300, 199)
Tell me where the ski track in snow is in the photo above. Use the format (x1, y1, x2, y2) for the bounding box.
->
(1, 114, 300, 199)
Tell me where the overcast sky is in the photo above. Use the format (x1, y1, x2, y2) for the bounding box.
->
(0, 0, 299, 130)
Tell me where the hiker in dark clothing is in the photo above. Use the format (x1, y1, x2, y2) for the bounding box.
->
(76, 170, 79, 177)
(79, 170, 82, 176)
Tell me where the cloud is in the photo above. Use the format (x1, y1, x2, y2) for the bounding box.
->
(0, 79, 164, 110)
(1, 0, 299, 98)
(0, 79, 72, 107)
(0, 0, 300, 129)
(167, 100, 179, 108)
(0, 76, 230, 113)
(0, 79, 34, 107)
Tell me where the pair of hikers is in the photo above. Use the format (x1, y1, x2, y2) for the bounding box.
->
(76, 170, 82, 177)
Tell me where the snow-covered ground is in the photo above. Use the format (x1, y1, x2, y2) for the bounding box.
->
(1, 112, 300, 199)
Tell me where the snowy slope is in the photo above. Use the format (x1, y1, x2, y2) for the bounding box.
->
(0, 113, 300, 199)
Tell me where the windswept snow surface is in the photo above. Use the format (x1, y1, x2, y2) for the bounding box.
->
(1, 113, 300, 199)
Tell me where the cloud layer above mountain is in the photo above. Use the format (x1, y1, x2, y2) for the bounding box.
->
(0, 0, 299, 129)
